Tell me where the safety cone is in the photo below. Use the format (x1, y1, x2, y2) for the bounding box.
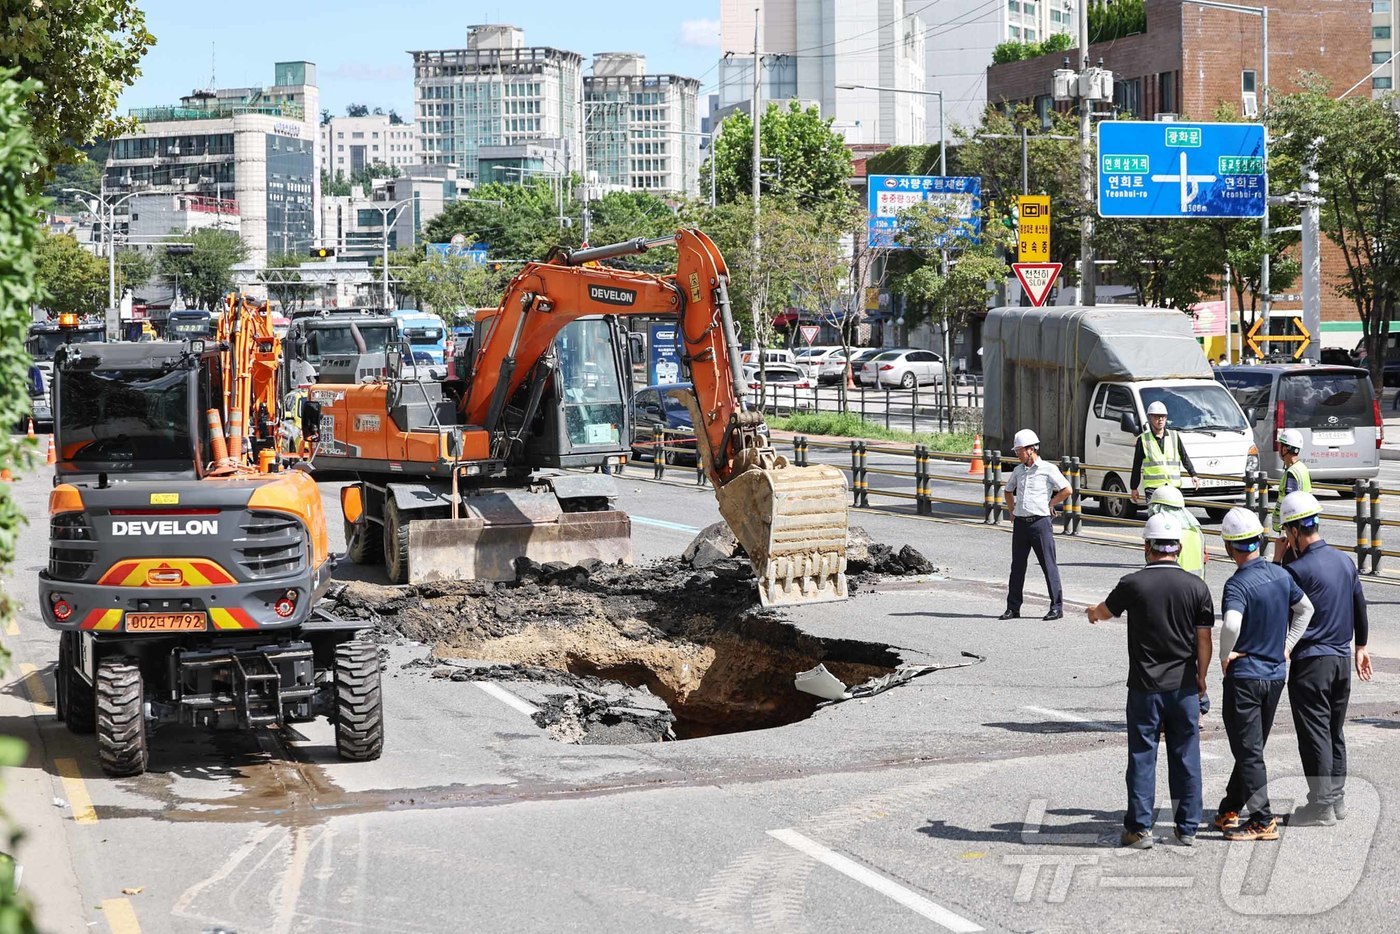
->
(26, 418, 34, 440)
(46, 435, 56, 465)
(1, 468, 11, 483)
(968, 433, 985, 475)
(845, 362, 856, 391)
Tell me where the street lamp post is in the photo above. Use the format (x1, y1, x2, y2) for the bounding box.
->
(373, 196, 415, 310)
(63, 186, 141, 309)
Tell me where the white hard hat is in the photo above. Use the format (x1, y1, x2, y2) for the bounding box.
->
(1280, 491, 1323, 527)
(1013, 428, 1040, 449)
(1143, 513, 1183, 548)
(1150, 486, 1185, 509)
(1221, 507, 1264, 543)
(1147, 401, 1169, 417)
(1278, 428, 1304, 450)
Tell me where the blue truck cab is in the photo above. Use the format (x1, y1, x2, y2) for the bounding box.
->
(391, 309, 448, 367)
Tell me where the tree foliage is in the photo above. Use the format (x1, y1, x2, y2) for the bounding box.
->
(115, 248, 153, 299)
(425, 180, 579, 261)
(1272, 78, 1400, 384)
(36, 232, 107, 316)
(0, 72, 47, 933)
(992, 32, 1074, 65)
(895, 204, 1015, 331)
(320, 162, 403, 198)
(159, 230, 249, 310)
(0, 0, 155, 185)
(705, 101, 855, 210)
(400, 254, 514, 321)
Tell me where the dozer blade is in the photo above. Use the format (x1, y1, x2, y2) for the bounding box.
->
(716, 462, 849, 608)
(406, 491, 632, 583)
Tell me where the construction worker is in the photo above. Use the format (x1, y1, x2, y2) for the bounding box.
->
(999, 428, 1070, 621)
(1148, 486, 1207, 578)
(1214, 507, 1315, 841)
(1086, 514, 1215, 848)
(1272, 428, 1312, 563)
(1277, 491, 1373, 826)
(1130, 400, 1200, 504)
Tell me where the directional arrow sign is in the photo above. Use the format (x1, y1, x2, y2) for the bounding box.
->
(1097, 121, 1266, 219)
(1012, 263, 1062, 308)
(1246, 316, 1312, 360)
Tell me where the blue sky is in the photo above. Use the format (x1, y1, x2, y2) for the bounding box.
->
(119, 0, 723, 119)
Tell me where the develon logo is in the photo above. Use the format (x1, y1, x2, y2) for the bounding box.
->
(588, 284, 637, 306)
(111, 519, 219, 536)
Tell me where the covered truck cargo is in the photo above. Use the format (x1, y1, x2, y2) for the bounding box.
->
(983, 306, 1213, 457)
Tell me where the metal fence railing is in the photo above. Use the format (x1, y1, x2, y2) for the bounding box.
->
(744, 383, 983, 433)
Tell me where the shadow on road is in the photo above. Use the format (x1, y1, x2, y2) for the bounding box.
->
(917, 806, 1122, 847)
(984, 719, 1127, 734)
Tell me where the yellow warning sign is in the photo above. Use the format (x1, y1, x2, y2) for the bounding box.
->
(1017, 195, 1051, 263)
(1245, 317, 1312, 361)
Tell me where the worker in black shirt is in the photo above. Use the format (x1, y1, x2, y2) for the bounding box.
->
(1278, 492, 1374, 826)
(1086, 514, 1215, 848)
(1130, 401, 1201, 504)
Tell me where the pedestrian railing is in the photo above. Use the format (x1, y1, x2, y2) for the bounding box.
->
(744, 383, 982, 433)
(783, 437, 1400, 582)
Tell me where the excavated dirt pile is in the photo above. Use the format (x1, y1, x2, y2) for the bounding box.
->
(329, 527, 936, 744)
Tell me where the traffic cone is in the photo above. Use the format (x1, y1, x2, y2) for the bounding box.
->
(845, 362, 856, 390)
(46, 435, 56, 465)
(1, 468, 12, 483)
(968, 433, 985, 475)
(26, 418, 34, 440)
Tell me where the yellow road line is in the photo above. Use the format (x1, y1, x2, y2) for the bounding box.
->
(4, 616, 17, 637)
(100, 897, 142, 934)
(18, 662, 53, 715)
(53, 757, 97, 825)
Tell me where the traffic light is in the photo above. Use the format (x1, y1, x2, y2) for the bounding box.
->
(309, 246, 336, 259)
(164, 243, 194, 256)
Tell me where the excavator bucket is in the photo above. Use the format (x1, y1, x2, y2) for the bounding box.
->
(405, 490, 633, 583)
(715, 460, 849, 608)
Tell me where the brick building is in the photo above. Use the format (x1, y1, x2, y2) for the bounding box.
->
(985, 0, 1373, 340)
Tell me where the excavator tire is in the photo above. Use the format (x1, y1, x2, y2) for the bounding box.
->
(345, 517, 384, 565)
(96, 656, 148, 777)
(383, 499, 411, 585)
(59, 632, 95, 734)
(334, 641, 384, 761)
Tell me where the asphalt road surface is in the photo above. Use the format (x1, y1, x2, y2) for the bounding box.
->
(3, 455, 1399, 933)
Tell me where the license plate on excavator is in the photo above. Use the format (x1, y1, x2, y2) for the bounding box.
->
(125, 612, 208, 632)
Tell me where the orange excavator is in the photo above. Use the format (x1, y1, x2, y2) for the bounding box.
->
(315, 229, 850, 606)
(40, 294, 383, 776)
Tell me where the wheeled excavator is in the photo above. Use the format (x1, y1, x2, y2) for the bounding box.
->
(39, 295, 383, 776)
(314, 229, 850, 606)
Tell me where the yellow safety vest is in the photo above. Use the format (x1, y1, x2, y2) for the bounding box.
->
(1139, 429, 1182, 490)
(1178, 525, 1206, 578)
(1271, 461, 1313, 533)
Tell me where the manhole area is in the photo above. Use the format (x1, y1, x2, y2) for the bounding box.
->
(332, 549, 916, 744)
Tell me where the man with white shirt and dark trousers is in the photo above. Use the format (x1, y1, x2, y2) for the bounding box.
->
(1214, 507, 1315, 842)
(1276, 492, 1374, 826)
(999, 428, 1071, 621)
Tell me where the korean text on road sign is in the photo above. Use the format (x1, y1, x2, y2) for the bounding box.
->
(1017, 195, 1051, 263)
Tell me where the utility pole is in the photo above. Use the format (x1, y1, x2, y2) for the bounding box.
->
(1299, 139, 1323, 362)
(750, 7, 762, 350)
(1077, 0, 1095, 306)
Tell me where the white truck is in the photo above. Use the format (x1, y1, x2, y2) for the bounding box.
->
(984, 306, 1258, 521)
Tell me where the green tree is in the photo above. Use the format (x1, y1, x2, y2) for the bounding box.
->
(0, 71, 48, 934)
(35, 232, 107, 316)
(401, 254, 513, 320)
(43, 142, 107, 211)
(895, 203, 1015, 333)
(705, 101, 855, 210)
(1272, 78, 1400, 384)
(115, 248, 153, 299)
(345, 103, 370, 117)
(585, 190, 681, 268)
(159, 230, 249, 310)
(0, 0, 155, 185)
(425, 180, 578, 261)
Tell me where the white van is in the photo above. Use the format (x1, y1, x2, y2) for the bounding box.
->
(740, 348, 797, 367)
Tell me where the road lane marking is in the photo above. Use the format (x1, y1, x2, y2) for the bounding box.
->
(767, 828, 983, 932)
(631, 515, 701, 534)
(1022, 706, 1121, 732)
(18, 662, 53, 715)
(473, 681, 539, 717)
(53, 758, 97, 824)
(100, 897, 142, 933)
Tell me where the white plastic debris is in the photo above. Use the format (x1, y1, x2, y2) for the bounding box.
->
(794, 664, 850, 701)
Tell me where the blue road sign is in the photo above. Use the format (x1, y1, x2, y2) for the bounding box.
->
(868, 174, 981, 249)
(1097, 121, 1266, 219)
(428, 243, 489, 262)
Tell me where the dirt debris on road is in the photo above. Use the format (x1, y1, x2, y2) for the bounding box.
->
(329, 526, 939, 743)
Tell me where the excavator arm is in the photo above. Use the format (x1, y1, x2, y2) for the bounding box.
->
(462, 230, 849, 606)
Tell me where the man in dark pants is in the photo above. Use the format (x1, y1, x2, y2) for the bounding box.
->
(1215, 507, 1315, 841)
(1087, 514, 1215, 848)
(1000, 428, 1071, 621)
(1277, 492, 1374, 826)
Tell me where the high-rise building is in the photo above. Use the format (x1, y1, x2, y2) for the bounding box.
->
(716, 0, 927, 146)
(105, 61, 320, 270)
(411, 25, 583, 183)
(583, 53, 701, 196)
(1373, 0, 1397, 96)
(321, 114, 417, 179)
(925, 0, 1076, 139)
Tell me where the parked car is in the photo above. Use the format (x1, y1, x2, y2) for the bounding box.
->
(740, 348, 797, 368)
(742, 362, 812, 390)
(845, 348, 886, 386)
(794, 345, 842, 380)
(860, 349, 945, 389)
(630, 383, 697, 464)
(1216, 362, 1380, 488)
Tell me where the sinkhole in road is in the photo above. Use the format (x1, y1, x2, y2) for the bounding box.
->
(331, 549, 917, 744)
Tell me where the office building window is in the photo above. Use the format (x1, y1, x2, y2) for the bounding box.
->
(1376, 76, 1394, 89)
(1375, 26, 1392, 39)
(1376, 51, 1392, 63)
(1242, 70, 1257, 93)
(1376, 0, 1392, 10)
(1157, 71, 1176, 115)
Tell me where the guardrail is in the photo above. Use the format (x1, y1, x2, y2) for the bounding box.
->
(785, 436, 1397, 578)
(744, 383, 982, 433)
